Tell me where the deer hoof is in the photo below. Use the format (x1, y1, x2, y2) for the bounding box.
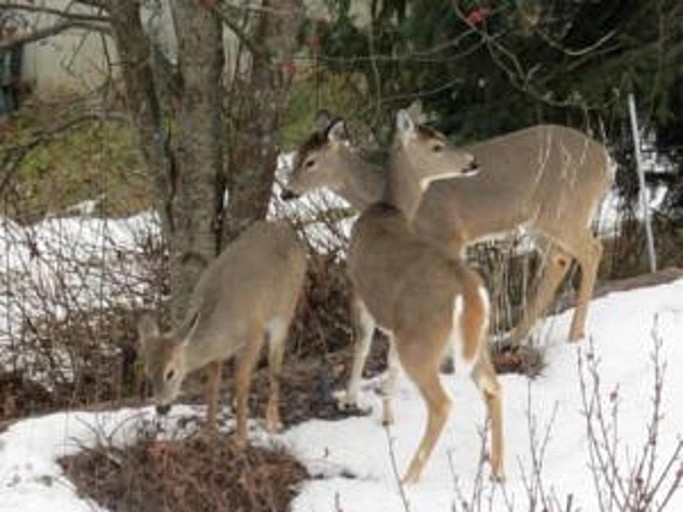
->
(381, 409, 395, 427)
(230, 434, 247, 451)
(265, 415, 284, 433)
(265, 402, 283, 433)
(489, 471, 506, 484)
(336, 392, 358, 411)
(400, 471, 420, 486)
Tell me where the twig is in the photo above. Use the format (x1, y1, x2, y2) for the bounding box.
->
(384, 425, 411, 512)
(0, 19, 110, 51)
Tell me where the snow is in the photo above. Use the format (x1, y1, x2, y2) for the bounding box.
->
(1, 278, 682, 511)
(0, 405, 202, 512)
(0, 211, 160, 378)
(594, 183, 668, 238)
(287, 279, 683, 511)
(0, 153, 679, 510)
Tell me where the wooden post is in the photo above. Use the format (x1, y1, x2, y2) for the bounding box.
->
(627, 93, 657, 273)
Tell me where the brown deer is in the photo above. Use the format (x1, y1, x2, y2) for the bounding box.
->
(137, 221, 306, 446)
(344, 110, 504, 484)
(283, 110, 611, 408)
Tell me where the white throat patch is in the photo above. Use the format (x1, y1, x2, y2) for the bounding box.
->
(419, 169, 477, 191)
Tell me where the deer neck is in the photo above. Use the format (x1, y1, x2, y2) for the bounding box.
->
(336, 148, 385, 209)
(384, 148, 424, 222)
(178, 328, 218, 373)
(183, 343, 210, 373)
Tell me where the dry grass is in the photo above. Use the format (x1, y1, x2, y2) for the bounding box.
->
(60, 433, 307, 512)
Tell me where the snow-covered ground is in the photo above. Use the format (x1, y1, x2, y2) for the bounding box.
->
(1, 278, 681, 511)
(0, 154, 678, 510)
(0, 211, 160, 377)
(288, 279, 683, 511)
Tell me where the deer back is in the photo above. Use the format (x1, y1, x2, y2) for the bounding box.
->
(287, 118, 611, 256)
(185, 221, 306, 360)
(412, 124, 611, 249)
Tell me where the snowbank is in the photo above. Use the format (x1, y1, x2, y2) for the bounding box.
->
(0, 279, 681, 511)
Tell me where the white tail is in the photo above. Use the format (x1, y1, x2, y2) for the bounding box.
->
(344, 111, 504, 484)
(137, 221, 306, 445)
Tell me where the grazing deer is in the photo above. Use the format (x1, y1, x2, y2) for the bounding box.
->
(137, 221, 306, 446)
(283, 110, 611, 408)
(343, 110, 504, 484)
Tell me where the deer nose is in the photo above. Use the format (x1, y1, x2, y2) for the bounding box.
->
(156, 403, 171, 416)
(280, 188, 299, 200)
(464, 158, 480, 175)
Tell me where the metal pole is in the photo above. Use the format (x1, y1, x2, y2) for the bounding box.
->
(627, 93, 657, 273)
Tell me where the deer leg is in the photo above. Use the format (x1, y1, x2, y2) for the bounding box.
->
(265, 321, 288, 433)
(382, 334, 399, 426)
(568, 236, 603, 342)
(233, 336, 263, 448)
(340, 294, 376, 410)
(204, 360, 222, 434)
(508, 245, 571, 345)
(399, 346, 452, 485)
(471, 352, 505, 481)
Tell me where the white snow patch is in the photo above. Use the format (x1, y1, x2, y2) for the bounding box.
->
(285, 279, 683, 511)
(0, 211, 161, 378)
(0, 405, 200, 512)
(2, 279, 681, 511)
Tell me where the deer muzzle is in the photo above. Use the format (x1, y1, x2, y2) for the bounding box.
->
(280, 188, 300, 200)
(463, 159, 480, 176)
(156, 403, 171, 415)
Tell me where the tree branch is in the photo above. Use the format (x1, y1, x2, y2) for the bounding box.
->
(0, 19, 110, 51)
(73, 0, 109, 10)
(214, 4, 260, 56)
(0, 2, 110, 24)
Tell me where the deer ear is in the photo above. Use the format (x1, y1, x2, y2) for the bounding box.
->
(314, 109, 334, 133)
(137, 313, 159, 346)
(327, 120, 350, 144)
(396, 109, 416, 139)
(178, 310, 201, 347)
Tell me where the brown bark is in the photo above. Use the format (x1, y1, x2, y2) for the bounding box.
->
(112, 0, 224, 324)
(7, 0, 301, 327)
(168, 0, 224, 324)
(224, 0, 303, 241)
(109, 1, 173, 240)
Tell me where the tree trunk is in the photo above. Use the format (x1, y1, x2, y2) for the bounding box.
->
(109, 1, 173, 239)
(224, 0, 303, 241)
(168, 0, 224, 324)
(107, 0, 301, 325)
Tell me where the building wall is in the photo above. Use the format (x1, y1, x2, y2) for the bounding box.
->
(22, 30, 115, 97)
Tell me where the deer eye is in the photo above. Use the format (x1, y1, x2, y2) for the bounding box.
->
(432, 144, 444, 153)
(305, 159, 316, 169)
(165, 369, 176, 381)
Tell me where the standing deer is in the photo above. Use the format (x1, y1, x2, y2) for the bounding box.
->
(343, 110, 504, 484)
(283, 110, 611, 408)
(137, 221, 306, 446)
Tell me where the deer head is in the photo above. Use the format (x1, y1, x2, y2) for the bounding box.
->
(387, 110, 479, 220)
(282, 110, 354, 199)
(137, 312, 200, 414)
(391, 109, 479, 193)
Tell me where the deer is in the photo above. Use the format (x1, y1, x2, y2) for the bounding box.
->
(340, 109, 504, 484)
(137, 220, 307, 447)
(283, 109, 611, 409)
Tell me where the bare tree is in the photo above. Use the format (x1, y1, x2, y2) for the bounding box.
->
(1, 0, 303, 324)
